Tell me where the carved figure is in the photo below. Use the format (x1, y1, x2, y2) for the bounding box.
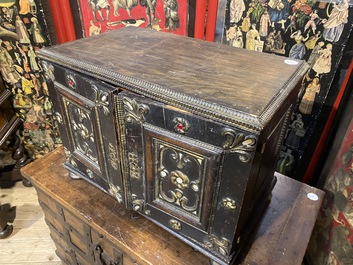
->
(111, 0, 138, 16)
(29, 17, 46, 45)
(312, 43, 332, 75)
(0, 41, 21, 86)
(259, 10, 271, 37)
(15, 15, 30, 44)
(89, 20, 101, 36)
(322, 0, 349, 42)
(245, 24, 260, 51)
(88, 0, 111, 21)
(164, 0, 180, 31)
(289, 30, 309, 60)
(229, 0, 245, 24)
(298, 77, 320, 115)
(140, 0, 156, 27)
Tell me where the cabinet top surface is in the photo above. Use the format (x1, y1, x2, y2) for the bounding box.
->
(38, 27, 308, 130)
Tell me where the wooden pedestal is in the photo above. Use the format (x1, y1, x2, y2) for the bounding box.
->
(21, 147, 325, 265)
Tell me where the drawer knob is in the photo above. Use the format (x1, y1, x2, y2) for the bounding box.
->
(221, 197, 237, 210)
(86, 169, 94, 179)
(168, 219, 182, 231)
(66, 74, 76, 89)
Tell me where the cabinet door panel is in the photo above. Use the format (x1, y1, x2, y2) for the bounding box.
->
(46, 62, 123, 201)
(145, 124, 222, 232)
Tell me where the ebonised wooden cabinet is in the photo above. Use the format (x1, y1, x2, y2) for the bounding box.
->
(37, 27, 309, 265)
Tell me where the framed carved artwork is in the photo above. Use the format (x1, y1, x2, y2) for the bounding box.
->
(72, 0, 190, 37)
(0, 0, 61, 160)
(215, 0, 353, 181)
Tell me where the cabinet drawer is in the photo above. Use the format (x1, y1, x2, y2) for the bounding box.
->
(62, 208, 90, 240)
(54, 242, 75, 265)
(37, 190, 60, 215)
(119, 91, 232, 148)
(50, 227, 72, 254)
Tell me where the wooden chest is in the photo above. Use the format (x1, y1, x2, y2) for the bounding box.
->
(37, 27, 308, 265)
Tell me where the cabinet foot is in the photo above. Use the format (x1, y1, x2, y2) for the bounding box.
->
(0, 205, 13, 239)
(0, 224, 13, 239)
(69, 172, 81, 179)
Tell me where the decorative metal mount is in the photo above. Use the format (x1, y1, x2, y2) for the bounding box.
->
(221, 128, 257, 163)
(55, 112, 63, 124)
(157, 146, 201, 213)
(122, 97, 149, 123)
(92, 85, 110, 116)
(221, 197, 237, 210)
(69, 105, 98, 164)
(63, 147, 71, 160)
(66, 74, 76, 89)
(128, 152, 140, 179)
(69, 158, 77, 167)
(168, 219, 182, 231)
(108, 184, 123, 203)
(173, 117, 190, 134)
(86, 169, 93, 179)
(131, 194, 151, 216)
(204, 235, 230, 256)
(41, 61, 55, 82)
(108, 143, 119, 170)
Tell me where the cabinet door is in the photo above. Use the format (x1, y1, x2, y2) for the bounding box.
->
(117, 91, 223, 234)
(45, 63, 124, 203)
(117, 91, 262, 262)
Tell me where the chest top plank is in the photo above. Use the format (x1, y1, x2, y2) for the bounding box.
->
(37, 27, 308, 131)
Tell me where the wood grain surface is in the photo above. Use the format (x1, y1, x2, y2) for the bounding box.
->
(37, 27, 308, 119)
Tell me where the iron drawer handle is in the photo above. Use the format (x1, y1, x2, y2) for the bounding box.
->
(94, 244, 121, 265)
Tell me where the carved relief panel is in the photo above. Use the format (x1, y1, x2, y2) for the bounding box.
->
(65, 99, 99, 167)
(145, 126, 222, 232)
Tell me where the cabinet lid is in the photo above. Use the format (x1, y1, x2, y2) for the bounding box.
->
(37, 27, 309, 133)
